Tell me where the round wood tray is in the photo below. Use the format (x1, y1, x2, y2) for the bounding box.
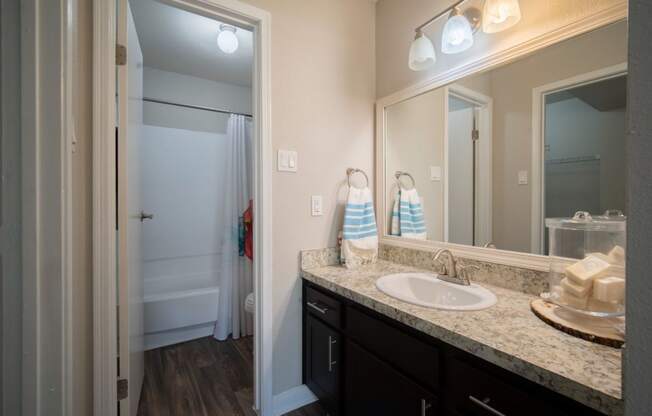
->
(530, 299, 624, 348)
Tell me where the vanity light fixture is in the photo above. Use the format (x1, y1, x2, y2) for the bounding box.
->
(441, 7, 474, 54)
(482, 0, 522, 33)
(409, 30, 437, 71)
(217, 24, 239, 54)
(408, 0, 521, 70)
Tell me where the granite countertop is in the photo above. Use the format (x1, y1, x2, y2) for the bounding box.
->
(301, 259, 623, 416)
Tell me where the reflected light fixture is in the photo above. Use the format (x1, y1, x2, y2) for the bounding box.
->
(482, 0, 522, 34)
(408, 30, 437, 71)
(217, 24, 239, 54)
(441, 7, 474, 54)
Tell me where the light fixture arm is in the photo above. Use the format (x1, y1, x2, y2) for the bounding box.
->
(415, 0, 467, 33)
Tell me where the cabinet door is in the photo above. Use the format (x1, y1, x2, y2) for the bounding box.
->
(345, 341, 437, 416)
(305, 315, 340, 414)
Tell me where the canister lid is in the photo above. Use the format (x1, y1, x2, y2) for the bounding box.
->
(545, 210, 626, 231)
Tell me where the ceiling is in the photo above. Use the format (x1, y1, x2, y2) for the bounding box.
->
(130, 0, 253, 87)
(547, 75, 627, 112)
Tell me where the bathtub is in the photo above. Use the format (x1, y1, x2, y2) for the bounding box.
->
(143, 273, 219, 350)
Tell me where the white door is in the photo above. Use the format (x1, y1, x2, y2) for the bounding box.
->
(447, 96, 476, 246)
(117, 1, 145, 414)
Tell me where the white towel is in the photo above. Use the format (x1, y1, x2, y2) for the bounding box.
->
(341, 187, 378, 268)
(395, 188, 427, 240)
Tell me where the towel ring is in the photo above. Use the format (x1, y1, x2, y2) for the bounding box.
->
(395, 171, 416, 190)
(347, 168, 369, 189)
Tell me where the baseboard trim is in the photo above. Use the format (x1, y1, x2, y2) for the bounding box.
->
(272, 384, 318, 416)
(144, 322, 215, 350)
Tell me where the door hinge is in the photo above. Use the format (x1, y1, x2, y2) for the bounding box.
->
(117, 378, 129, 400)
(116, 44, 127, 66)
(472, 128, 480, 141)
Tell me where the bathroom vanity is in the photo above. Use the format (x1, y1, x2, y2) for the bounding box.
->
(301, 252, 622, 416)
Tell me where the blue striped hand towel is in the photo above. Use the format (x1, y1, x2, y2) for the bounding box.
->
(395, 188, 427, 239)
(341, 187, 378, 268)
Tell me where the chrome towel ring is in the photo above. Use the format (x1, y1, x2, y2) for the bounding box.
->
(395, 171, 416, 190)
(347, 168, 370, 189)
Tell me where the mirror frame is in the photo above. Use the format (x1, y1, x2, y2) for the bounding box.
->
(375, 6, 627, 272)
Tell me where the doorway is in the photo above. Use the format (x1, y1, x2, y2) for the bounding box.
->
(93, 0, 272, 415)
(445, 85, 493, 247)
(530, 63, 627, 254)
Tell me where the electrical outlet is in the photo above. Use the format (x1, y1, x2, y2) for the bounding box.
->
(311, 195, 323, 216)
(518, 170, 528, 185)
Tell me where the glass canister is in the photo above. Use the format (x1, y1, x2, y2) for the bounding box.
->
(544, 211, 626, 316)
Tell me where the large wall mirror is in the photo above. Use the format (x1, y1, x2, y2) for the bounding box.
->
(378, 20, 627, 259)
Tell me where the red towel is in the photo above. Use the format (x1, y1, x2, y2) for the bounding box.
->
(243, 200, 253, 260)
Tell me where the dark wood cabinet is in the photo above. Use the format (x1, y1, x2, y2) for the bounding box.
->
(345, 341, 437, 416)
(302, 280, 605, 416)
(305, 314, 341, 415)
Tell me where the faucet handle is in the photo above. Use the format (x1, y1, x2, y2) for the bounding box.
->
(457, 265, 480, 282)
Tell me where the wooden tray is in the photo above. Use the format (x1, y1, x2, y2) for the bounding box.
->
(530, 299, 624, 348)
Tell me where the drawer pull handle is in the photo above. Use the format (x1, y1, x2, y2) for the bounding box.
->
(469, 396, 506, 416)
(420, 399, 432, 416)
(307, 301, 329, 315)
(328, 336, 337, 372)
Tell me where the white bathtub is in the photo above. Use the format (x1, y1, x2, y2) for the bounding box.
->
(143, 273, 219, 350)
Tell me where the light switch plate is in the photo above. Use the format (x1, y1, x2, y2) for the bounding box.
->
(430, 166, 442, 181)
(518, 170, 528, 185)
(311, 195, 323, 216)
(277, 150, 298, 172)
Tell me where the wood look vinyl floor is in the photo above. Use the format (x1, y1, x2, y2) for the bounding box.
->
(137, 336, 325, 416)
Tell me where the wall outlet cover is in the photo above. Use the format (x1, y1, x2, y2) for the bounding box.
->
(311, 195, 323, 216)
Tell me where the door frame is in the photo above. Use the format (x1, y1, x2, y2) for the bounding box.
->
(91, 0, 273, 415)
(443, 84, 493, 246)
(530, 62, 627, 254)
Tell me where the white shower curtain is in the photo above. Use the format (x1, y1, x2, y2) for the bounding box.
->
(214, 114, 254, 341)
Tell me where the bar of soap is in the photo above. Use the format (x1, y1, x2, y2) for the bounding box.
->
(560, 290, 588, 309)
(608, 245, 626, 265)
(593, 276, 625, 303)
(565, 255, 611, 287)
(561, 278, 591, 297)
(588, 252, 612, 263)
(588, 252, 626, 278)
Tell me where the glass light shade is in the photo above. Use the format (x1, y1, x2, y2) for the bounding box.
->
(217, 25, 239, 54)
(408, 32, 436, 71)
(441, 14, 474, 54)
(482, 0, 522, 33)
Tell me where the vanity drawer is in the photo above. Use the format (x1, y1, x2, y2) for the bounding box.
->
(445, 355, 601, 416)
(346, 305, 439, 391)
(305, 286, 342, 329)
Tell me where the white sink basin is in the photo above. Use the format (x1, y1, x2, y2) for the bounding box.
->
(375, 273, 497, 311)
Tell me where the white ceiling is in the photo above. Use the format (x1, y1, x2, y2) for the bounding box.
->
(130, 0, 253, 87)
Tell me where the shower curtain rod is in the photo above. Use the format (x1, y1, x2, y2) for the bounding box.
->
(143, 97, 253, 118)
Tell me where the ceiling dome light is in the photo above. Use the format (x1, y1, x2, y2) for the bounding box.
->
(441, 8, 474, 54)
(408, 30, 436, 71)
(217, 24, 239, 54)
(482, 0, 522, 34)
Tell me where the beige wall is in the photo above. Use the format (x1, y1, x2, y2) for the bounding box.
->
(240, 0, 376, 395)
(375, 0, 625, 98)
(386, 89, 445, 240)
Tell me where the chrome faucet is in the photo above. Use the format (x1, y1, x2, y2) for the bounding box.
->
(433, 249, 472, 286)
